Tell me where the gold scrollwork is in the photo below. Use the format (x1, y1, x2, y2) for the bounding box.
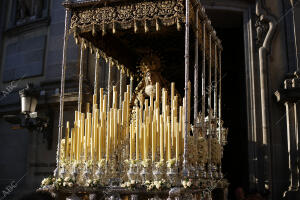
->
(70, 0, 184, 33)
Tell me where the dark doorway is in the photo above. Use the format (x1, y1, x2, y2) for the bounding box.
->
(206, 9, 249, 199)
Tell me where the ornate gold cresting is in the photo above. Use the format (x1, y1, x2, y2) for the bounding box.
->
(70, 0, 185, 34)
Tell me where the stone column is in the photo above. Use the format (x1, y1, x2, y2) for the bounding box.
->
(284, 79, 299, 192)
(275, 76, 300, 197)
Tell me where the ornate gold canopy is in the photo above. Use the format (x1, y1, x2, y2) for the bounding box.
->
(63, 0, 222, 72)
(67, 0, 185, 34)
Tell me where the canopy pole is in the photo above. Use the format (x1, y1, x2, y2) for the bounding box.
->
(194, 6, 199, 125)
(130, 75, 133, 101)
(214, 42, 218, 119)
(119, 67, 124, 108)
(94, 50, 100, 96)
(201, 21, 206, 138)
(218, 45, 222, 143)
(56, 2, 70, 177)
(183, 0, 190, 177)
(78, 41, 84, 113)
(208, 29, 212, 178)
(107, 58, 112, 109)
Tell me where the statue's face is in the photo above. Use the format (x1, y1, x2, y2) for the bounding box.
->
(145, 71, 153, 86)
(140, 55, 161, 97)
(144, 71, 155, 97)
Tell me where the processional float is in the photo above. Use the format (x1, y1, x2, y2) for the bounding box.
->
(39, 0, 228, 199)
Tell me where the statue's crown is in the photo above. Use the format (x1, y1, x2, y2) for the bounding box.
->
(139, 54, 161, 73)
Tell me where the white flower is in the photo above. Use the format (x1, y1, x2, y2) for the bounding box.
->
(130, 180, 135, 185)
(121, 183, 126, 187)
(187, 181, 192, 187)
(64, 177, 71, 182)
(63, 182, 67, 187)
(86, 179, 93, 186)
(182, 180, 187, 188)
(68, 182, 73, 187)
(145, 180, 150, 185)
(41, 178, 50, 186)
(148, 184, 154, 190)
(155, 182, 161, 189)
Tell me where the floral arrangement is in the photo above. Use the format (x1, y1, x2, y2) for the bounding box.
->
(120, 179, 172, 191)
(144, 179, 171, 191)
(41, 176, 75, 188)
(120, 180, 138, 189)
(181, 179, 193, 188)
(85, 179, 102, 187)
(62, 176, 74, 187)
(41, 176, 55, 187)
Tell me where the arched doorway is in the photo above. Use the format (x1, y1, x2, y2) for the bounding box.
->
(206, 6, 253, 199)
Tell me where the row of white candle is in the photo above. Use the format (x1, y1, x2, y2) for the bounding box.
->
(61, 82, 192, 163)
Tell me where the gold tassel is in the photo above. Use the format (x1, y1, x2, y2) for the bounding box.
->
(177, 18, 181, 31)
(134, 20, 137, 33)
(126, 69, 130, 77)
(74, 32, 79, 45)
(89, 42, 93, 54)
(83, 40, 87, 49)
(111, 59, 115, 66)
(102, 23, 106, 36)
(156, 18, 160, 31)
(112, 21, 116, 34)
(144, 20, 148, 33)
(96, 49, 100, 59)
(75, 37, 79, 45)
(121, 65, 125, 74)
(92, 25, 96, 36)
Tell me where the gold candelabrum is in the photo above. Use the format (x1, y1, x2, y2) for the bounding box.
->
(49, 81, 228, 192)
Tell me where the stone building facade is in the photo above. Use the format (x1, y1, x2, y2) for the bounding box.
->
(0, 0, 299, 199)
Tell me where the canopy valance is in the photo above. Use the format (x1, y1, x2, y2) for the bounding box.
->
(67, 0, 185, 34)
